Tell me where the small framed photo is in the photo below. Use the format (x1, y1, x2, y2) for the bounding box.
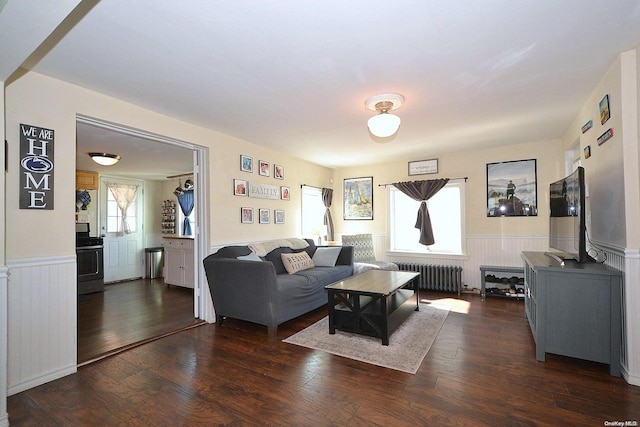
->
(240, 155, 253, 173)
(259, 208, 270, 224)
(274, 209, 285, 224)
(241, 207, 254, 224)
(408, 159, 438, 176)
(259, 160, 270, 176)
(234, 179, 248, 196)
(274, 164, 285, 180)
(281, 186, 290, 200)
(600, 94, 610, 125)
(584, 145, 591, 159)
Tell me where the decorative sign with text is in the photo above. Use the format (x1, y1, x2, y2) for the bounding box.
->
(248, 181, 281, 200)
(19, 123, 55, 209)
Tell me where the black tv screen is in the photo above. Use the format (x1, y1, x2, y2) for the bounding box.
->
(549, 167, 587, 262)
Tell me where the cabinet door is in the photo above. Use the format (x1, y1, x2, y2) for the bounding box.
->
(76, 170, 99, 190)
(165, 248, 183, 285)
(182, 249, 195, 289)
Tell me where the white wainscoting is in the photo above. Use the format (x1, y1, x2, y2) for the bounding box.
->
(6, 255, 77, 395)
(381, 234, 548, 288)
(0, 265, 8, 427)
(595, 240, 639, 386)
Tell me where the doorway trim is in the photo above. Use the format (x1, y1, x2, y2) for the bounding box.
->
(76, 114, 212, 322)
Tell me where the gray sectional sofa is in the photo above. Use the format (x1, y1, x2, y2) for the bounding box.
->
(203, 238, 354, 337)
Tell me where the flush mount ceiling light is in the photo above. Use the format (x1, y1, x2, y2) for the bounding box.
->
(89, 152, 120, 166)
(365, 93, 404, 138)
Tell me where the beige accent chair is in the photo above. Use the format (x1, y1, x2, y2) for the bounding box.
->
(341, 233, 399, 275)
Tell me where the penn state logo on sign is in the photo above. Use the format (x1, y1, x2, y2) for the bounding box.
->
(19, 124, 55, 210)
(21, 156, 54, 173)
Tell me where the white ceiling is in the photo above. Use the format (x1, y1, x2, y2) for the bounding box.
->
(5, 1, 640, 178)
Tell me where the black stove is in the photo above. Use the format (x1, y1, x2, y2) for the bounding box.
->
(76, 236, 104, 247)
(75, 223, 103, 247)
(75, 223, 104, 294)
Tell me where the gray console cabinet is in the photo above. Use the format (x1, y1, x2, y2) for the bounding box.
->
(521, 251, 622, 376)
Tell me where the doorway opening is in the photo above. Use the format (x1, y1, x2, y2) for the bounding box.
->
(75, 115, 212, 364)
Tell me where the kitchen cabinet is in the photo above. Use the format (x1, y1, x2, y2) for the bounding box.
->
(76, 170, 99, 190)
(163, 237, 194, 289)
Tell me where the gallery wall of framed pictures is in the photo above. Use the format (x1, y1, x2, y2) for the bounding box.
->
(234, 154, 289, 224)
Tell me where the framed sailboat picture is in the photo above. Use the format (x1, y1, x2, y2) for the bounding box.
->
(343, 176, 373, 220)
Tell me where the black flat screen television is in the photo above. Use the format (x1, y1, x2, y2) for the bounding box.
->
(548, 166, 587, 263)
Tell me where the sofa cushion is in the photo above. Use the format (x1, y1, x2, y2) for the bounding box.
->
(263, 247, 293, 274)
(341, 234, 376, 263)
(312, 246, 342, 267)
(281, 252, 315, 274)
(295, 265, 353, 285)
(213, 245, 252, 259)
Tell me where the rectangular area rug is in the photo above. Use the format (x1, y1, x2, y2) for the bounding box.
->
(283, 303, 450, 374)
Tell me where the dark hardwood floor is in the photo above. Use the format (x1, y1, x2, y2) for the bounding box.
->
(9, 291, 640, 426)
(77, 278, 202, 364)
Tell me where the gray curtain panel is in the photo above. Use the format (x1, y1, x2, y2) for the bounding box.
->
(322, 188, 335, 241)
(392, 179, 449, 245)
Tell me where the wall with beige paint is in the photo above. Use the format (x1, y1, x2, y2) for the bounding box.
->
(3, 70, 332, 394)
(559, 47, 640, 386)
(4, 71, 332, 259)
(332, 139, 561, 241)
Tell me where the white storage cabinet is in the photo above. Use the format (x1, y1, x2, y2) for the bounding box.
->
(163, 237, 194, 289)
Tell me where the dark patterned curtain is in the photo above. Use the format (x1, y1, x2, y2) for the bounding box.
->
(322, 188, 335, 241)
(392, 179, 449, 245)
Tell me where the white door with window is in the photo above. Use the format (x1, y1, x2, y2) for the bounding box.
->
(99, 176, 145, 282)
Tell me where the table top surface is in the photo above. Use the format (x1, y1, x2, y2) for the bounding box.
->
(325, 269, 420, 296)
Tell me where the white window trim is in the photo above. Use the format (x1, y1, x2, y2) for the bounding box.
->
(386, 181, 467, 258)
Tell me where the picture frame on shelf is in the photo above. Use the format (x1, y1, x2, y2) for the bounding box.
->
(241, 207, 254, 224)
(281, 186, 290, 200)
(343, 176, 373, 220)
(486, 159, 537, 217)
(274, 164, 284, 180)
(259, 160, 270, 177)
(240, 155, 253, 173)
(274, 209, 285, 224)
(233, 179, 248, 196)
(408, 159, 438, 176)
(259, 208, 270, 224)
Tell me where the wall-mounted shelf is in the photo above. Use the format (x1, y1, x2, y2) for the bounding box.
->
(161, 200, 176, 234)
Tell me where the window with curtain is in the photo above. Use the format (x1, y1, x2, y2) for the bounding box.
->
(389, 182, 465, 255)
(176, 189, 195, 236)
(301, 186, 325, 239)
(106, 183, 138, 234)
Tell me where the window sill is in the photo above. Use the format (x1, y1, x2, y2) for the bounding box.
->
(387, 250, 469, 262)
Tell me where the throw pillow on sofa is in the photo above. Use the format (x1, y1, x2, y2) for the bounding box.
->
(263, 247, 294, 274)
(281, 252, 315, 274)
(237, 252, 262, 262)
(312, 246, 342, 267)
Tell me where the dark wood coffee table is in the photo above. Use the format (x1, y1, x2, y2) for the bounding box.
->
(325, 269, 420, 345)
